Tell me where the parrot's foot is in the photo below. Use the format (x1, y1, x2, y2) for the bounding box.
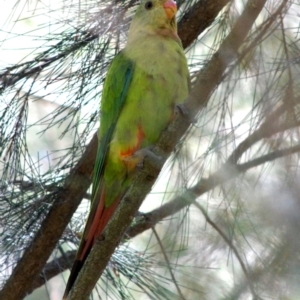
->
(135, 211, 145, 217)
(133, 211, 148, 223)
(135, 147, 163, 169)
(122, 146, 162, 171)
(174, 103, 196, 123)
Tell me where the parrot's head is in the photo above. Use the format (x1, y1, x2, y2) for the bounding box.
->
(128, 0, 179, 43)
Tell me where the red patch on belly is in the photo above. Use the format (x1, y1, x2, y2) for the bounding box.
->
(119, 126, 145, 159)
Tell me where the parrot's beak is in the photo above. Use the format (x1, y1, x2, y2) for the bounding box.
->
(163, 0, 177, 19)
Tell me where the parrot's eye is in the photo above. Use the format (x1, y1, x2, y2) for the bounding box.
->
(145, 1, 153, 10)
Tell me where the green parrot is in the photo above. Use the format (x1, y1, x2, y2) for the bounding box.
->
(63, 0, 189, 297)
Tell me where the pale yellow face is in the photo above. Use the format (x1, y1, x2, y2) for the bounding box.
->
(131, 0, 177, 32)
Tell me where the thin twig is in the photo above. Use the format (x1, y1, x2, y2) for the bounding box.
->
(190, 200, 257, 299)
(152, 227, 186, 300)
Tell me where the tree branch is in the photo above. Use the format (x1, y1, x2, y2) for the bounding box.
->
(30, 251, 76, 294)
(128, 141, 300, 242)
(0, 134, 97, 300)
(35, 137, 300, 292)
(178, 0, 231, 49)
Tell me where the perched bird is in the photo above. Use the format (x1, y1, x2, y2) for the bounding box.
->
(63, 0, 189, 297)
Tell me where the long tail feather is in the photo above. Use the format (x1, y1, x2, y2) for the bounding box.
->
(63, 189, 121, 299)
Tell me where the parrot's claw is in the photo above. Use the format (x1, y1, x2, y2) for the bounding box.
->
(135, 211, 145, 217)
(122, 146, 162, 171)
(136, 146, 163, 169)
(174, 103, 196, 123)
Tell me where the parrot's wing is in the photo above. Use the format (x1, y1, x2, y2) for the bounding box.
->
(91, 51, 134, 201)
(82, 51, 134, 242)
(63, 53, 134, 299)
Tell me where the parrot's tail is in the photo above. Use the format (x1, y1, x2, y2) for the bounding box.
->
(63, 189, 121, 299)
(63, 259, 84, 300)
